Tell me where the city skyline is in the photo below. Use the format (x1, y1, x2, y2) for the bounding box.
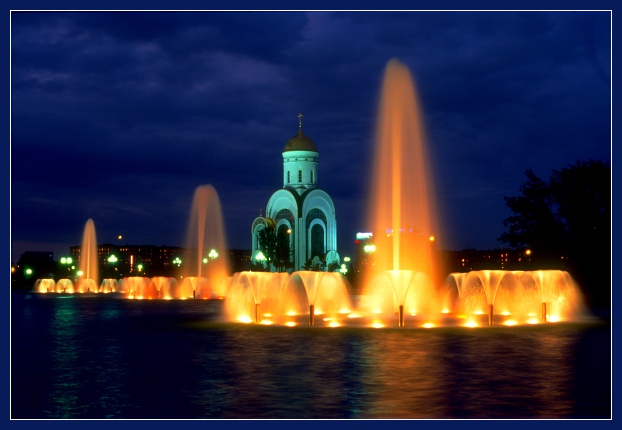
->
(11, 9, 611, 262)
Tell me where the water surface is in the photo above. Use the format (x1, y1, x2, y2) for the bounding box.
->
(11, 292, 610, 419)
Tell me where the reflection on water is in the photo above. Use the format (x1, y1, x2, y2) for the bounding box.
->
(49, 298, 82, 417)
(11, 293, 610, 419)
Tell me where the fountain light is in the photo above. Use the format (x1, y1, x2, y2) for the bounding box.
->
(263, 313, 273, 318)
(285, 322, 297, 327)
(501, 311, 511, 316)
(371, 321, 385, 328)
(347, 313, 361, 318)
(526, 318, 539, 325)
(504, 320, 518, 326)
(441, 309, 450, 314)
(328, 322, 341, 328)
(237, 316, 253, 324)
(548, 316, 560, 323)
(464, 321, 478, 328)
(422, 323, 435, 328)
(260, 320, 273, 325)
(286, 311, 297, 316)
(474, 310, 484, 315)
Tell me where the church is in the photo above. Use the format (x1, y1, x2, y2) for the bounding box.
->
(251, 114, 339, 272)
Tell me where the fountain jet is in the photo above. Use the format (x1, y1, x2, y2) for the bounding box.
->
(184, 185, 231, 298)
(78, 218, 99, 292)
(362, 58, 444, 326)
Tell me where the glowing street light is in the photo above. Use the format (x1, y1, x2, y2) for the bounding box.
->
(108, 254, 118, 263)
(255, 251, 266, 262)
(173, 257, 182, 266)
(209, 249, 219, 259)
(364, 244, 376, 253)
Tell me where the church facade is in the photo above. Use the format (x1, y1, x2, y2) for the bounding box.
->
(251, 115, 338, 272)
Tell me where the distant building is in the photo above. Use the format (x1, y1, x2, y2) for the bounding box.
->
(70, 244, 189, 277)
(251, 115, 338, 271)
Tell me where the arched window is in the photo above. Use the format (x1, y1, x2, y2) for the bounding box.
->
(298, 170, 302, 183)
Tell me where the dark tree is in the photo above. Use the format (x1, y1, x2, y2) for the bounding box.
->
(499, 169, 568, 264)
(257, 227, 278, 270)
(257, 226, 293, 272)
(499, 159, 611, 311)
(274, 227, 294, 272)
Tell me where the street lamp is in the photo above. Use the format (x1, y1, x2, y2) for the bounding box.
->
(173, 257, 182, 266)
(209, 249, 219, 259)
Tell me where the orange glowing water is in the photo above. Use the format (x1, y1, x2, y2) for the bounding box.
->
(78, 218, 99, 292)
(184, 185, 231, 297)
(362, 58, 444, 318)
(366, 58, 441, 276)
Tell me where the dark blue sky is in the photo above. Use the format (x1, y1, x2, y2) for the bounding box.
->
(10, 8, 611, 262)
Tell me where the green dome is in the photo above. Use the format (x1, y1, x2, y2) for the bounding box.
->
(284, 128, 318, 152)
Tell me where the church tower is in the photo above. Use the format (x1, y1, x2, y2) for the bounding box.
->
(282, 113, 319, 194)
(251, 115, 339, 272)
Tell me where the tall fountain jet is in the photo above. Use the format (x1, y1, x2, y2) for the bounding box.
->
(362, 58, 444, 326)
(78, 218, 99, 293)
(184, 185, 231, 298)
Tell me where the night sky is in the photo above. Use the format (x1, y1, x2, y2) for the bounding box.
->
(10, 8, 611, 263)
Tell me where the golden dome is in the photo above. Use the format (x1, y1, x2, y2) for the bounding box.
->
(284, 128, 318, 152)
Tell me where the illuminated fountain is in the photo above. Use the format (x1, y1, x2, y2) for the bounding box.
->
(77, 218, 99, 293)
(118, 277, 149, 299)
(183, 185, 231, 299)
(219, 59, 586, 328)
(34, 278, 56, 293)
(56, 278, 74, 293)
(224, 272, 288, 323)
(281, 271, 352, 326)
(99, 278, 118, 293)
(224, 271, 352, 326)
(148, 276, 178, 299)
(359, 58, 446, 327)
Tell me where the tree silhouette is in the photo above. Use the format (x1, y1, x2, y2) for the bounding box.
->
(499, 159, 610, 310)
